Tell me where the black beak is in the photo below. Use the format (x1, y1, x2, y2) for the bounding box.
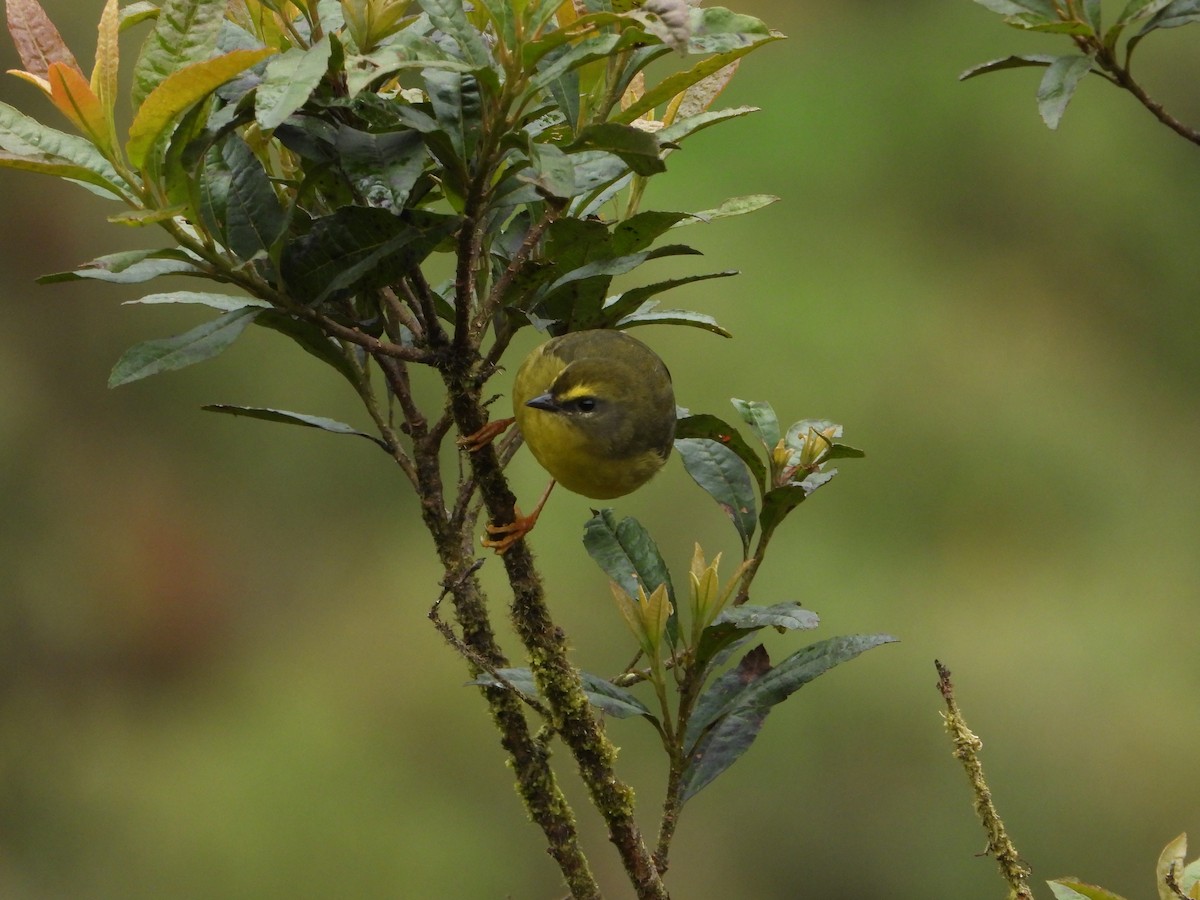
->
(525, 392, 560, 412)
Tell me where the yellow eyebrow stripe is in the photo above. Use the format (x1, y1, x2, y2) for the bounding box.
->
(558, 383, 598, 401)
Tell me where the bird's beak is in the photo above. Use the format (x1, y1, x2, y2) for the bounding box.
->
(525, 392, 560, 412)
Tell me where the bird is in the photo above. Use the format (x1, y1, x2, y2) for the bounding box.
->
(463, 329, 676, 554)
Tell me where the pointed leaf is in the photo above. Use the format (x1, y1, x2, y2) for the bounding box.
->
(970, 0, 1057, 15)
(615, 304, 731, 336)
(0, 149, 124, 196)
(959, 54, 1057, 82)
(679, 644, 772, 800)
(675, 194, 779, 224)
(126, 48, 276, 169)
(130, 0, 227, 110)
(201, 405, 387, 447)
(38, 248, 204, 283)
(758, 470, 838, 540)
(123, 290, 270, 311)
(680, 634, 896, 804)
(583, 510, 676, 608)
(693, 603, 820, 677)
(673, 413, 766, 492)
(600, 270, 737, 327)
(47, 62, 110, 150)
(91, 0, 120, 115)
(108, 306, 261, 387)
(568, 122, 665, 176)
(731, 398, 780, 449)
(674, 437, 756, 553)
(657, 106, 758, 145)
(0, 101, 128, 193)
(216, 135, 287, 261)
(255, 34, 331, 131)
(5, 0, 82, 80)
(1036, 55, 1094, 130)
(418, 0, 492, 68)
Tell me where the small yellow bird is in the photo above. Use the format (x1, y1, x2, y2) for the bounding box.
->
(466, 329, 676, 553)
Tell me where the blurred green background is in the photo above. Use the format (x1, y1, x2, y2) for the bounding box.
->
(2, 1, 1198, 897)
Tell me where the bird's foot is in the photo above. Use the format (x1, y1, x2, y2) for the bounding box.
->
(458, 417, 515, 453)
(481, 506, 539, 555)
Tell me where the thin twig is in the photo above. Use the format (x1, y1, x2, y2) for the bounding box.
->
(935, 660, 1033, 900)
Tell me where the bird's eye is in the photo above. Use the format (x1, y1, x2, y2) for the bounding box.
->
(576, 397, 597, 413)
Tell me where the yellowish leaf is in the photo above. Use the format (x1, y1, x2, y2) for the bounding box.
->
(6, 67, 52, 98)
(91, 0, 120, 115)
(126, 48, 276, 169)
(1158, 834, 1189, 900)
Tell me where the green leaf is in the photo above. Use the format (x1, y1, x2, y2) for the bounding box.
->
(686, 7, 778, 53)
(254, 311, 362, 389)
(0, 150, 126, 198)
(692, 602, 820, 679)
(255, 33, 331, 131)
(582, 509, 676, 609)
(126, 48, 276, 169)
(673, 193, 779, 225)
(201, 405, 388, 447)
(657, 106, 758, 145)
(673, 413, 766, 492)
(1135, 0, 1200, 37)
(38, 248, 205, 283)
(424, 68, 482, 165)
(611, 210, 694, 253)
(1047, 880, 1129, 900)
(215, 135, 287, 262)
(529, 32, 624, 92)
(1036, 55, 1094, 130)
(600, 270, 737, 328)
(418, 0, 492, 68)
(679, 644, 772, 801)
(568, 122, 665, 176)
(0, 101, 129, 195)
(758, 471, 837, 541)
(1118, 0, 1175, 23)
(122, 290, 270, 311)
(344, 32, 474, 97)
(535, 244, 703, 325)
(468, 668, 657, 720)
(970, 0, 1057, 16)
(279, 206, 460, 305)
(680, 634, 896, 804)
(731, 397, 780, 450)
(616, 44, 771, 124)
(674, 437, 757, 554)
(108, 306, 261, 387)
(130, 0, 228, 110)
(521, 141, 578, 199)
(615, 303, 731, 336)
(336, 126, 428, 211)
(119, 1, 159, 31)
(958, 54, 1058, 81)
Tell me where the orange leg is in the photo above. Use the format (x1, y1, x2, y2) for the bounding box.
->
(482, 480, 557, 554)
(458, 416, 515, 452)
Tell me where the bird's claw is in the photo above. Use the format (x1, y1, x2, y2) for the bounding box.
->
(458, 417, 514, 453)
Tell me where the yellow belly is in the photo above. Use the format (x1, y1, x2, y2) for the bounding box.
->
(518, 407, 665, 499)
